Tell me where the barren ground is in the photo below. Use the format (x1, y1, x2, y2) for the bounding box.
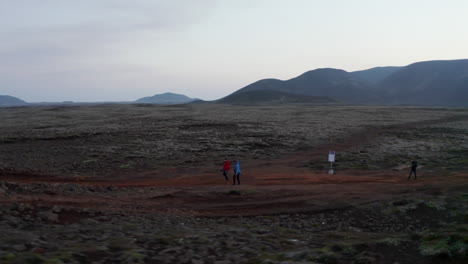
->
(0, 104, 467, 264)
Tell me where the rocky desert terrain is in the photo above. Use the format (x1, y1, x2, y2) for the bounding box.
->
(0, 104, 467, 264)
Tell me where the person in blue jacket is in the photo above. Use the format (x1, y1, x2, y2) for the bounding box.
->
(233, 160, 241, 185)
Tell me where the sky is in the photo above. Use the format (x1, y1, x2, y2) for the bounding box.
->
(1, 0, 468, 102)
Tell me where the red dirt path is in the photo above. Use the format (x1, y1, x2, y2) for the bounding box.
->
(2, 166, 467, 217)
(1, 115, 467, 217)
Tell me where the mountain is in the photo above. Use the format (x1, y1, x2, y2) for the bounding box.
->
(220, 68, 377, 104)
(351, 66, 402, 84)
(218, 89, 336, 104)
(220, 59, 468, 105)
(136, 92, 196, 104)
(0, 95, 27, 107)
(376, 59, 468, 105)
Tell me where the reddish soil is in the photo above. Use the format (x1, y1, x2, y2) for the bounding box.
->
(2, 114, 467, 218)
(2, 164, 466, 218)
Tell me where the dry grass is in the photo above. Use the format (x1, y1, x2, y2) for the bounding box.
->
(0, 104, 467, 176)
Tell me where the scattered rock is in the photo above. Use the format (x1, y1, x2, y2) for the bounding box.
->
(190, 259, 204, 264)
(159, 247, 183, 255)
(3, 215, 23, 227)
(52, 205, 62, 213)
(38, 211, 59, 223)
(31, 247, 46, 254)
(214, 260, 230, 264)
(11, 244, 27, 251)
(285, 250, 310, 260)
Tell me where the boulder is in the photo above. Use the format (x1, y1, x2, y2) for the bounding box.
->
(38, 211, 59, 223)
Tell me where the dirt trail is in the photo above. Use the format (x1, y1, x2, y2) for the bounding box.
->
(3, 114, 468, 183)
(2, 167, 467, 217)
(1, 114, 467, 217)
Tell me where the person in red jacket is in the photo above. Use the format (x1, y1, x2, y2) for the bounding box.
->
(222, 158, 230, 181)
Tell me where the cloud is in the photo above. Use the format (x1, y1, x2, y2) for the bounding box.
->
(0, 0, 215, 101)
(1, 0, 215, 56)
(0, 0, 214, 30)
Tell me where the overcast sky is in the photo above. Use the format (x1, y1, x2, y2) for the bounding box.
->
(1, 0, 467, 102)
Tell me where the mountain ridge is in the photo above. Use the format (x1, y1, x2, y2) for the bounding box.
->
(135, 92, 196, 104)
(217, 89, 337, 104)
(220, 59, 468, 105)
(219, 68, 375, 104)
(0, 95, 27, 107)
(3, 59, 467, 106)
(350, 66, 403, 84)
(376, 59, 468, 105)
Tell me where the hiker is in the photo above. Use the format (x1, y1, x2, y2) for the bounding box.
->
(233, 160, 241, 185)
(408, 160, 418, 180)
(222, 158, 230, 181)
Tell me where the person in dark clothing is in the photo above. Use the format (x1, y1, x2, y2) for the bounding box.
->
(233, 160, 241, 185)
(222, 158, 230, 181)
(408, 160, 418, 180)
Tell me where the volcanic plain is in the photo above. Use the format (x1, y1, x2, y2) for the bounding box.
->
(0, 104, 467, 264)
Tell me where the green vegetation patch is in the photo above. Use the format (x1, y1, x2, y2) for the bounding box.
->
(226, 189, 242, 195)
(0, 253, 45, 264)
(419, 233, 467, 258)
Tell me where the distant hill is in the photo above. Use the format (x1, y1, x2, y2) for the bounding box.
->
(0, 95, 27, 107)
(218, 89, 337, 104)
(220, 59, 468, 105)
(136, 93, 196, 104)
(376, 59, 468, 105)
(351, 66, 402, 84)
(220, 68, 377, 104)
